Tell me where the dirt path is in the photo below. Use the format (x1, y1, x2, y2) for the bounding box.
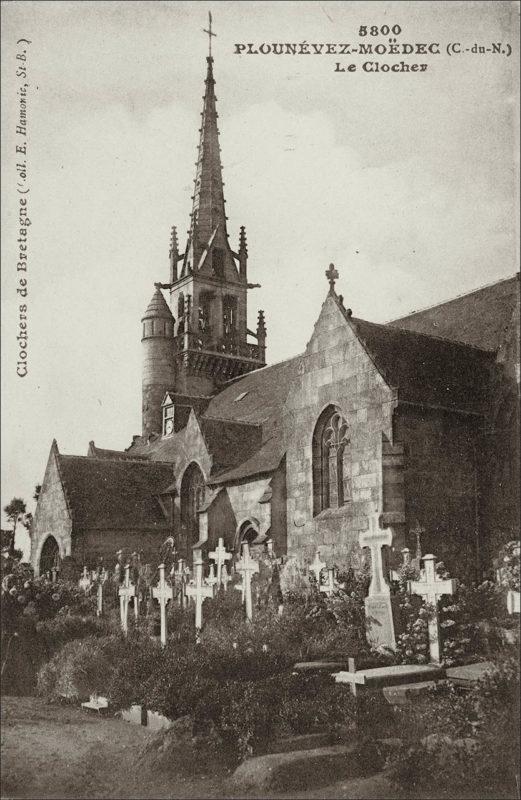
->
(1, 696, 401, 800)
(1, 696, 226, 799)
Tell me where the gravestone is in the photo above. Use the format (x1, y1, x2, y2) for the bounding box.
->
(209, 538, 232, 586)
(185, 550, 214, 631)
(152, 563, 174, 646)
(119, 565, 135, 636)
(78, 566, 92, 594)
(408, 554, 457, 663)
(235, 542, 259, 622)
(359, 513, 397, 651)
(309, 552, 326, 585)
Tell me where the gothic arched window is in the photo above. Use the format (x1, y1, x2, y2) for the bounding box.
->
(180, 462, 206, 555)
(312, 407, 351, 516)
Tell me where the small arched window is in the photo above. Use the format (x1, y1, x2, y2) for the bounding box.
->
(312, 406, 351, 516)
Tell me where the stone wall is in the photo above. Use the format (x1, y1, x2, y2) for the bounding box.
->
(79, 528, 170, 567)
(394, 405, 480, 579)
(31, 445, 72, 574)
(283, 295, 397, 569)
(479, 296, 520, 566)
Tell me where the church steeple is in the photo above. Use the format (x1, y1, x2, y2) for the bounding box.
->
(144, 16, 266, 401)
(180, 42, 235, 280)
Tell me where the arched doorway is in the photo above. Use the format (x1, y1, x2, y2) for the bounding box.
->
(39, 535, 60, 577)
(180, 462, 206, 557)
(236, 519, 259, 552)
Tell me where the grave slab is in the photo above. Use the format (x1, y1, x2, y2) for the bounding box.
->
(334, 663, 445, 692)
(264, 731, 337, 755)
(81, 695, 109, 714)
(382, 680, 441, 705)
(293, 660, 353, 674)
(445, 661, 497, 688)
(229, 743, 365, 794)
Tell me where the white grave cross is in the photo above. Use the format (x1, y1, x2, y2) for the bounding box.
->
(408, 553, 457, 663)
(79, 566, 92, 594)
(359, 514, 393, 597)
(235, 542, 259, 621)
(209, 538, 232, 586)
(118, 565, 135, 635)
(185, 553, 214, 631)
(309, 551, 326, 585)
(152, 563, 174, 646)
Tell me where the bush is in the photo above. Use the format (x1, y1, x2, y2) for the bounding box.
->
(387, 650, 520, 798)
(278, 672, 357, 736)
(37, 634, 126, 702)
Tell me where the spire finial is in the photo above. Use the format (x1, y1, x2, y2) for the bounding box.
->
(203, 11, 216, 58)
(325, 263, 339, 293)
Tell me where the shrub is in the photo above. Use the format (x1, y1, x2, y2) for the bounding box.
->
(387, 650, 520, 798)
(278, 672, 357, 736)
(37, 634, 126, 701)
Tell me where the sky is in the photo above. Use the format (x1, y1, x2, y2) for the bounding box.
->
(1, 1, 519, 525)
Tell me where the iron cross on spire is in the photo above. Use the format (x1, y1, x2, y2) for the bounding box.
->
(203, 11, 216, 58)
(325, 263, 339, 293)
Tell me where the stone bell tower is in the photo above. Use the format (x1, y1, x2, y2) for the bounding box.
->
(141, 17, 266, 434)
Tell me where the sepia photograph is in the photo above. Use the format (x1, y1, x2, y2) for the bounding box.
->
(1, 1, 519, 798)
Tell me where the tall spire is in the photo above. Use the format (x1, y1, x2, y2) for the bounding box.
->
(181, 18, 232, 279)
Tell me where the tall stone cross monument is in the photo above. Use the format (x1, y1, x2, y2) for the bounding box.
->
(408, 554, 457, 663)
(359, 512, 396, 650)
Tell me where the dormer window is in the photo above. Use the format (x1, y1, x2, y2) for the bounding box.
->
(163, 404, 175, 436)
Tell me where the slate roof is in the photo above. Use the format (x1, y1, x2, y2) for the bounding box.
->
(57, 454, 173, 529)
(389, 274, 518, 352)
(87, 442, 148, 460)
(351, 316, 494, 414)
(203, 356, 303, 482)
(99, 277, 514, 485)
(199, 418, 262, 472)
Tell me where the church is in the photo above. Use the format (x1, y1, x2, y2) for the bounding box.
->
(31, 44, 520, 582)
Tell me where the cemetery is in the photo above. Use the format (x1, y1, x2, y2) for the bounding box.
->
(1, 527, 519, 798)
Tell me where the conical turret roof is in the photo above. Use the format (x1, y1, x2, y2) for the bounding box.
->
(142, 286, 174, 321)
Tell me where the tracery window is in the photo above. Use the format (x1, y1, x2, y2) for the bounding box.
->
(312, 407, 351, 516)
(180, 462, 206, 557)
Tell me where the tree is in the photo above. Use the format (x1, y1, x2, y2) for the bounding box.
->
(4, 498, 26, 527)
(33, 485, 42, 503)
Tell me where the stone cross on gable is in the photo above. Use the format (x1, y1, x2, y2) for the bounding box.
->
(152, 564, 174, 647)
(359, 513, 393, 597)
(325, 263, 339, 293)
(79, 566, 92, 594)
(118, 565, 135, 636)
(235, 542, 259, 621)
(408, 553, 457, 663)
(185, 551, 214, 631)
(309, 551, 326, 585)
(209, 538, 232, 586)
